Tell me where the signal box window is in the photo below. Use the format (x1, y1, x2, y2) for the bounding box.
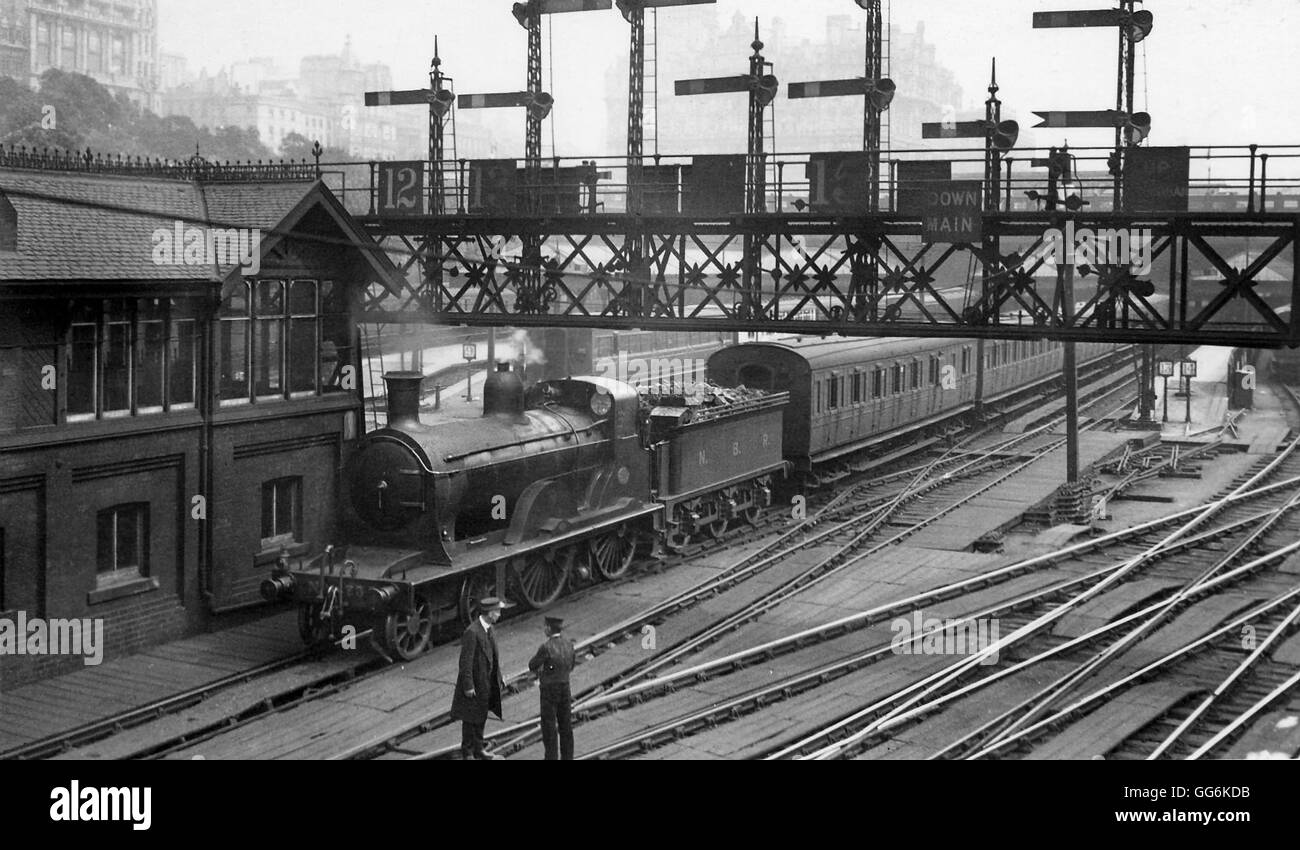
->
(222, 279, 353, 404)
(97, 504, 149, 585)
(262, 478, 302, 550)
(69, 298, 198, 421)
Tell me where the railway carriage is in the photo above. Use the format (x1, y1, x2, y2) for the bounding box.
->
(708, 337, 1123, 476)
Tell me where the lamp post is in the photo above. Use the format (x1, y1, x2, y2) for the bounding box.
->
(1156, 358, 1174, 423)
(463, 342, 477, 402)
(1180, 358, 1197, 424)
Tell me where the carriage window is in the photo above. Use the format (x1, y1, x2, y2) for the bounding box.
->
(929, 356, 941, 385)
(961, 347, 971, 375)
(828, 375, 839, 409)
(892, 363, 903, 394)
(873, 368, 884, 399)
(910, 360, 920, 390)
(852, 373, 862, 404)
(815, 381, 821, 412)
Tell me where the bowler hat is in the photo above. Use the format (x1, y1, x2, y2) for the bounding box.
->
(545, 616, 564, 632)
(478, 596, 504, 612)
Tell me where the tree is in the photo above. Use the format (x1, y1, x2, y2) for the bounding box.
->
(37, 69, 123, 139)
(0, 70, 275, 162)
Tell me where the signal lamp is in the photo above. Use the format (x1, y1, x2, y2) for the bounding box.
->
(615, 0, 640, 22)
(512, 1, 535, 29)
(754, 74, 779, 107)
(867, 78, 895, 112)
(431, 89, 455, 119)
(1126, 111, 1151, 144)
(991, 119, 1019, 152)
(526, 91, 555, 121)
(1126, 9, 1154, 43)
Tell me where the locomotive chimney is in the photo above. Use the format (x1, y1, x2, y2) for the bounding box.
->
(382, 371, 423, 426)
(483, 362, 525, 418)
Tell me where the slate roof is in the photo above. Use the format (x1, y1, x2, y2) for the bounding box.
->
(0, 168, 382, 285)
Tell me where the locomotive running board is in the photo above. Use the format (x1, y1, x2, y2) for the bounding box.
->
(451, 503, 665, 571)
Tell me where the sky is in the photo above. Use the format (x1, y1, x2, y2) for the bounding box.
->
(158, 0, 1299, 177)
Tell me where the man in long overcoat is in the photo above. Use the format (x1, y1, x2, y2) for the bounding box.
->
(450, 596, 505, 760)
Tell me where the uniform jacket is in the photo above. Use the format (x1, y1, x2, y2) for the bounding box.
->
(528, 635, 576, 686)
(450, 620, 504, 723)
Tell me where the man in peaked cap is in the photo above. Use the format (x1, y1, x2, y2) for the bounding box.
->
(528, 615, 577, 760)
(450, 596, 506, 760)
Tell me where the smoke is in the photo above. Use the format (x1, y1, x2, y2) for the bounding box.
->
(511, 329, 547, 367)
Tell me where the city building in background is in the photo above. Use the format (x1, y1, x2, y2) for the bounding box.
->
(161, 37, 495, 161)
(0, 0, 160, 111)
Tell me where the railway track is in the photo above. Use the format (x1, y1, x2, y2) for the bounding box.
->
(769, 432, 1300, 760)
(428, 429, 1298, 760)
(569, 472, 1300, 759)
(389, 394, 1140, 760)
(25, 351, 1138, 761)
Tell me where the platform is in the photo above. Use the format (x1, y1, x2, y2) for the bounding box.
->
(1152, 346, 1292, 452)
(0, 611, 304, 754)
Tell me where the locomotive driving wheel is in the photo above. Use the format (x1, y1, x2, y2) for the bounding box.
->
(383, 594, 434, 661)
(457, 570, 497, 629)
(514, 545, 574, 609)
(590, 525, 637, 581)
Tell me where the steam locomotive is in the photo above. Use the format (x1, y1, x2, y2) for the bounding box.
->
(263, 364, 787, 659)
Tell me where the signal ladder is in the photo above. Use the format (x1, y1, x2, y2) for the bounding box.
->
(644, 7, 660, 159)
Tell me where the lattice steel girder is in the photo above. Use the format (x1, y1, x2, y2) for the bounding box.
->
(358, 212, 1300, 347)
